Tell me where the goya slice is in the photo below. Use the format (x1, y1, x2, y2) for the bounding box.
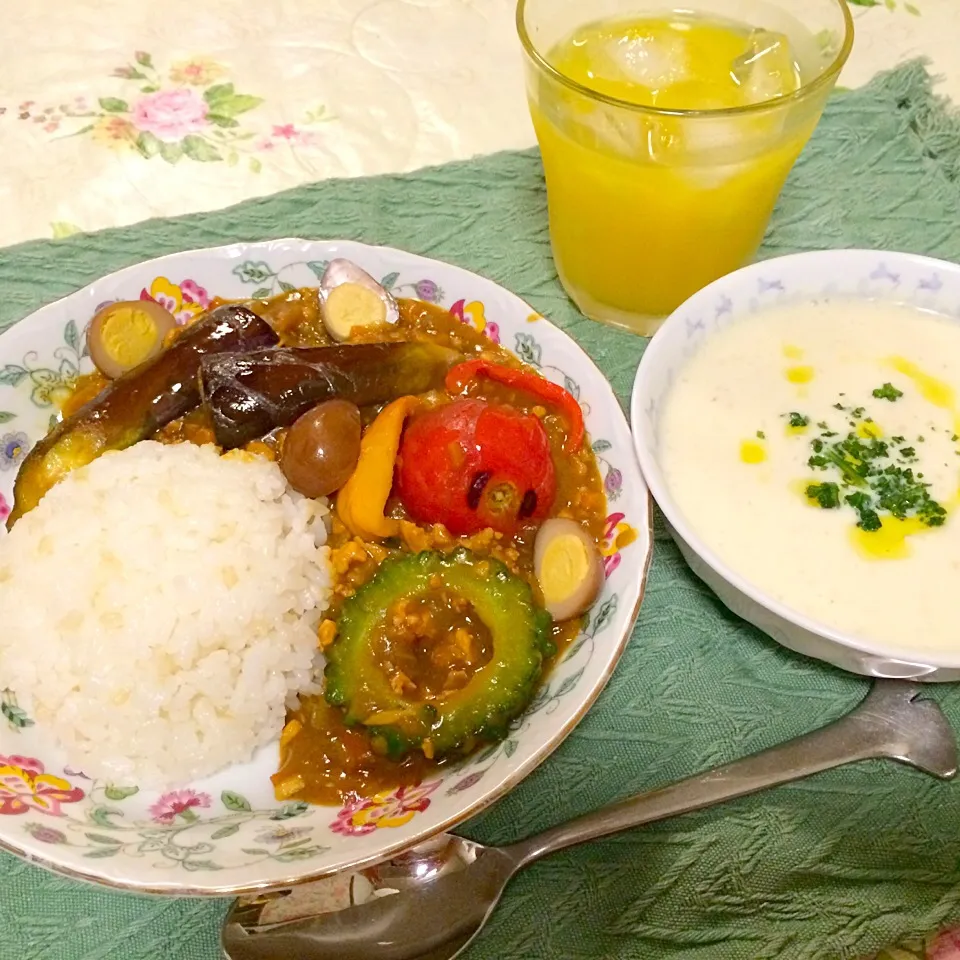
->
(325, 548, 552, 759)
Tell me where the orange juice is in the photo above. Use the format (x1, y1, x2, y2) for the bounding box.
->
(527, 11, 826, 332)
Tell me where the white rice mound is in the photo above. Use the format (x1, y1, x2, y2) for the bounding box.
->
(0, 440, 331, 788)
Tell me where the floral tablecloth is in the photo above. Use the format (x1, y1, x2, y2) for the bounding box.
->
(1, 2, 960, 959)
(0, 0, 956, 250)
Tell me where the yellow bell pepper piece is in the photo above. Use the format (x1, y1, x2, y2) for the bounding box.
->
(337, 396, 419, 540)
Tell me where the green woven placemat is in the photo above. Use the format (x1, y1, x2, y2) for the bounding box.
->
(3, 61, 960, 960)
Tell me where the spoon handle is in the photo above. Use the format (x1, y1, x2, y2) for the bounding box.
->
(507, 681, 956, 868)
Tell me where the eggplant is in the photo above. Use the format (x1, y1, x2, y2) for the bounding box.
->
(7, 304, 278, 527)
(201, 342, 460, 449)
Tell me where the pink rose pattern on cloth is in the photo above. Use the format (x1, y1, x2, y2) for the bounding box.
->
(9, 50, 334, 175)
(132, 88, 209, 142)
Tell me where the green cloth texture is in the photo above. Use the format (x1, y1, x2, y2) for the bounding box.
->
(2, 60, 960, 960)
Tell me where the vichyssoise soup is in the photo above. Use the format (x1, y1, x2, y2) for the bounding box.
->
(660, 299, 960, 654)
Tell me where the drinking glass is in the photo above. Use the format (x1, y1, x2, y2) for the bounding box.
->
(517, 0, 854, 334)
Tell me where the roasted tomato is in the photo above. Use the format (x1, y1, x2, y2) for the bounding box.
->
(396, 399, 556, 536)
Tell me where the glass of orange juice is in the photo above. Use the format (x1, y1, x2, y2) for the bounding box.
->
(517, 0, 853, 334)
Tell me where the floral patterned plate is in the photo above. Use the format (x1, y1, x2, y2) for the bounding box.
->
(0, 239, 651, 895)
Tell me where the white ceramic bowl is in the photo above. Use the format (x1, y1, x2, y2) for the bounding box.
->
(631, 249, 960, 682)
(0, 239, 652, 894)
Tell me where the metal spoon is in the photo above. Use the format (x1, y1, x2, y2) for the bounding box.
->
(222, 682, 957, 960)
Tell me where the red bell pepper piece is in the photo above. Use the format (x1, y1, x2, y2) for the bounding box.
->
(445, 359, 585, 453)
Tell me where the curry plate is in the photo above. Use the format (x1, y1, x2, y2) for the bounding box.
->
(0, 239, 651, 894)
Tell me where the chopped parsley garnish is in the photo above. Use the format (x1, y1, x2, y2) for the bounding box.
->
(844, 491, 882, 531)
(788, 412, 809, 428)
(807, 434, 887, 487)
(794, 404, 947, 534)
(806, 482, 840, 509)
(873, 465, 946, 526)
(872, 382, 903, 402)
(756, 430, 766, 439)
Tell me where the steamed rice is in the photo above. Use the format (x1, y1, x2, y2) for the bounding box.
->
(0, 440, 331, 787)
